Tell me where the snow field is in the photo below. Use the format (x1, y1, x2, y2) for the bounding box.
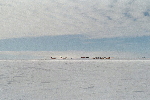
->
(0, 60, 150, 100)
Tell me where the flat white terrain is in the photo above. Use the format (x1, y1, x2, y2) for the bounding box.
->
(0, 60, 150, 100)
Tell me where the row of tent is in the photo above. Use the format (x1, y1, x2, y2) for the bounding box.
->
(81, 57, 111, 59)
(93, 57, 111, 59)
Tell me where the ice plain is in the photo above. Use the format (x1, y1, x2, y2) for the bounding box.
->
(0, 60, 150, 100)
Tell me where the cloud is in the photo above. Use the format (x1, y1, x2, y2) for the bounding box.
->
(0, 0, 150, 39)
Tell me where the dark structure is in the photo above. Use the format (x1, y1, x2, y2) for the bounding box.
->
(81, 57, 89, 58)
(51, 57, 56, 59)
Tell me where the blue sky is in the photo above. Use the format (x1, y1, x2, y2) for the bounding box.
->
(0, 0, 150, 59)
(0, 35, 150, 58)
(0, 35, 150, 53)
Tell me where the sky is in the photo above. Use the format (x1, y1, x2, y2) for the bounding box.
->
(0, 0, 150, 59)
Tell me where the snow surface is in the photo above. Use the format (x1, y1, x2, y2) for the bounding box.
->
(0, 60, 150, 100)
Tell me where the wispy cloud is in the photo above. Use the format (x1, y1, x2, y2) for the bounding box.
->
(0, 0, 150, 39)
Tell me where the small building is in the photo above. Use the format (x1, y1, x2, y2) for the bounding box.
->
(51, 57, 56, 59)
(60, 56, 67, 59)
(81, 57, 89, 59)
